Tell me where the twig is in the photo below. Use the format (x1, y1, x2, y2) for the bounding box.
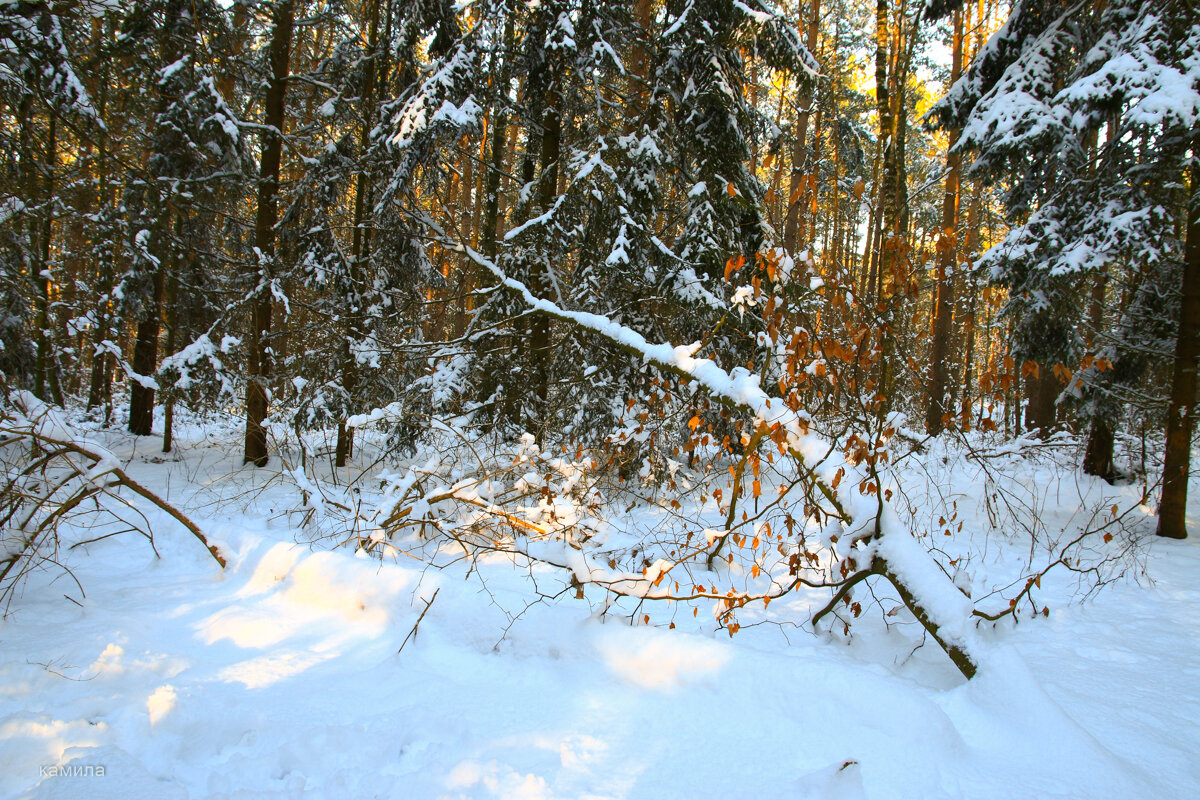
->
(397, 588, 440, 654)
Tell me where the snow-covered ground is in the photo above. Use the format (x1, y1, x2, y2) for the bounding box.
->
(2, 416, 1199, 799)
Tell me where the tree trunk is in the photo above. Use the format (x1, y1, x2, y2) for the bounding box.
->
(129, 265, 166, 436)
(453, 136, 476, 338)
(872, 0, 916, 408)
(874, 0, 895, 287)
(861, 141, 881, 302)
(629, 0, 654, 119)
(1080, 266, 1112, 479)
(244, 0, 295, 467)
(336, 0, 381, 468)
(1023, 367, 1057, 435)
(162, 259, 180, 454)
(925, 10, 963, 435)
(782, 0, 820, 255)
(529, 87, 561, 426)
(34, 112, 59, 405)
(482, 95, 510, 261)
(130, 0, 187, 436)
(1083, 418, 1116, 482)
(86, 18, 114, 414)
(1157, 147, 1200, 539)
(86, 252, 112, 412)
(218, 1, 249, 101)
(961, 182, 981, 422)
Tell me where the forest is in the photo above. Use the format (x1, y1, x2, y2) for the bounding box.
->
(2, 0, 1199, 797)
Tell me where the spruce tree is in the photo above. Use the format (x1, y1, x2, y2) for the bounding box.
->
(936, 0, 1200, 530)
(115, 0, 244, 435)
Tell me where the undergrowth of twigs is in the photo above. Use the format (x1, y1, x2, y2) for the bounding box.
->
(1, 382, 1152, 680)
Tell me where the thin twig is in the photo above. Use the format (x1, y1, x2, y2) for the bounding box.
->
(397, 588, 440, 654)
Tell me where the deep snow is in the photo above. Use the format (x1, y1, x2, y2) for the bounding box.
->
(2, 417, 1199, 800)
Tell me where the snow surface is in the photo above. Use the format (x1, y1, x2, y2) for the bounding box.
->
(2, 418, 1200, 799)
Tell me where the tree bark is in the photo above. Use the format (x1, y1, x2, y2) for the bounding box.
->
(129, 0, 187, 436)
(629, 0, 654, 119)
(1083, 417, 1116, 482)
(86, 17, 115, 415)
(128, 264, 166, 436)
(1157, 147, 1200, 539)
(244, 0, 295, 467)
(482, 13, 512, 267)
(453, 136, 476, 338)
(960, 182, 981, 422)
(529, 86, 561, 425)
(34, 112, 59, 405)
(336, 0, 381, 468)
(782, 0, 820, 255)
(925, 10, 963, 435)
(1023, 367, 1057, 435)
(1081, 267, 1113, 479)
(874, 0, 895, 287)
(162, 251, 180, 454)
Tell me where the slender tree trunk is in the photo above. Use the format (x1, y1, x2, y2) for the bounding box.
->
(529, 87, 561, 425)
(336, 0, 381, 468)
(961, 182, 981, 422)
(475, 37, 513, 421)
(1080, 121, 1115, 479)
(453, 136, 476, 338)
(244, 0, 295, 466)
(162, 258, 179, 454)
(1083, 417, 1116, 482)
(861, 142, 881, 303)
(86, 256, 112, 411)
(218, 0, 249, 101)
(483, 126, 508, 259)
(129, 212, 170, 436)
(829, 116, 841, 269)
(130, 0, 187, 436)
(926, 10, 963, 435)
(874, 0, 895, 287)
(34, 112, 59, 405)
(129, 260, 166, 436)
(872, 0, 908, 407)
(86, 19, 115, 414)
(1082, 269, 1115, 479)
(629, 0, 654, 118)
(783, 0, 820, 254)
(1157, 148, 1200, 539)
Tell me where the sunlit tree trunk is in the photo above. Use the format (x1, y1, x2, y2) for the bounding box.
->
(783, 0, 820, 256)
(925, 9, 963, 435)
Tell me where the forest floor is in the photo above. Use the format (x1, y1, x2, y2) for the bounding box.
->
(2, 410, 1199, 799)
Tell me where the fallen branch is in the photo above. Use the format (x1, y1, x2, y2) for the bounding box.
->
(810, 556, 977, 680)
(2, 392, 226, 573)
(876, 557, 977, 679)
(448, 245, 981, 678)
